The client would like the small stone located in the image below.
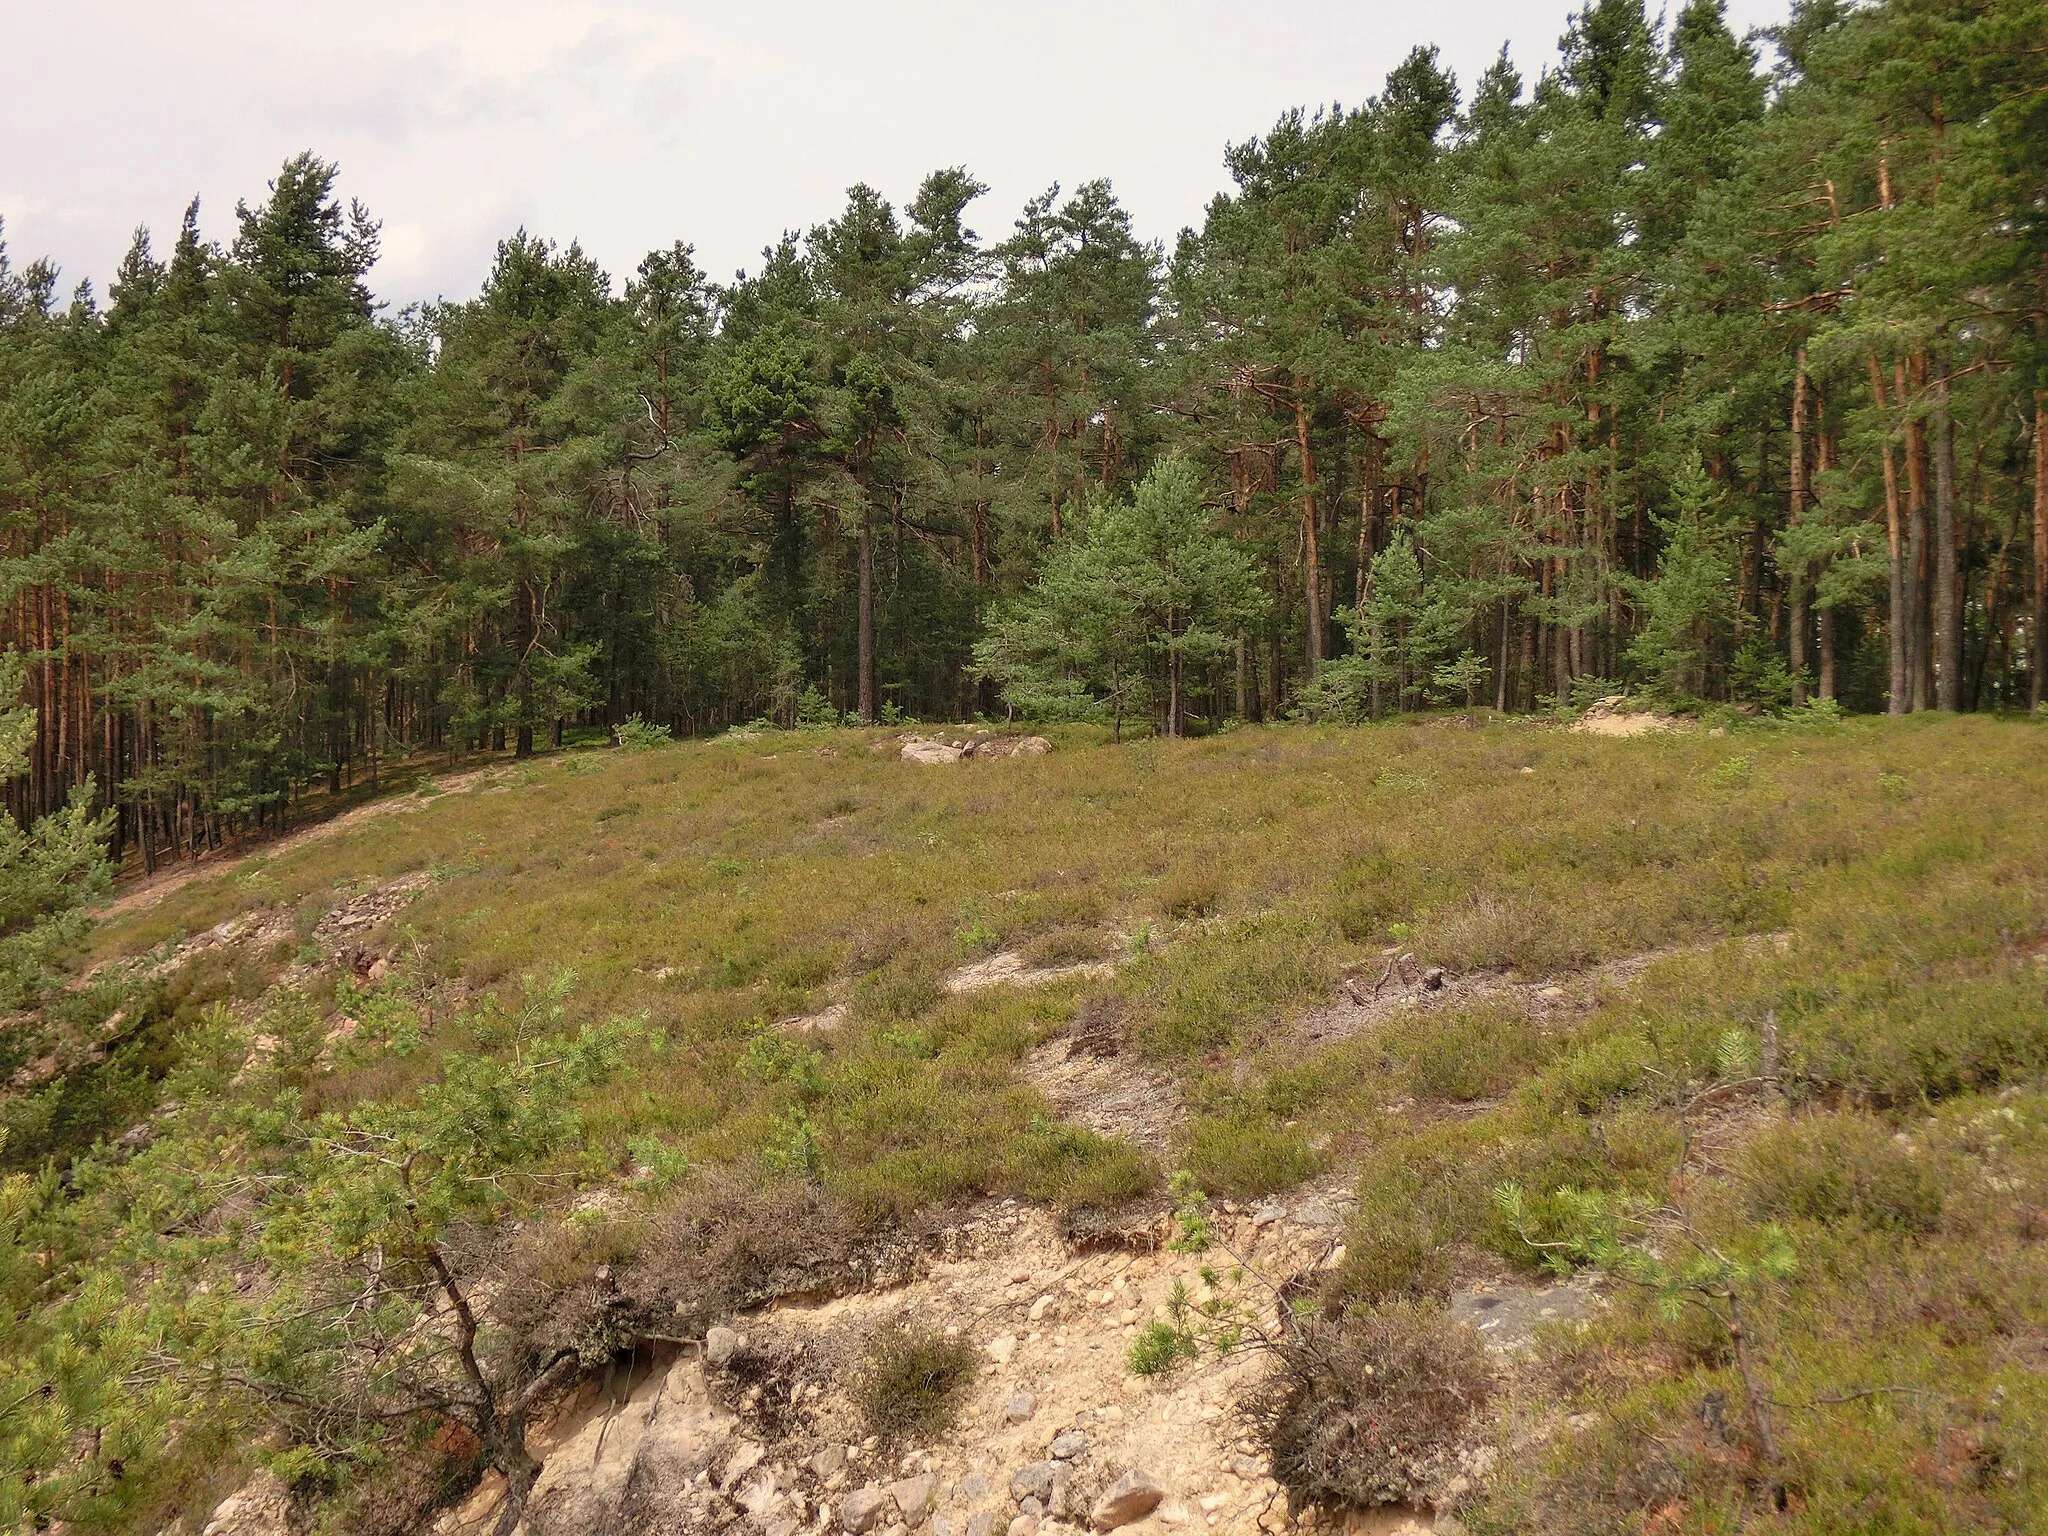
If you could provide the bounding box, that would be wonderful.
[988,1334,1019,1366]
[1119,1308,1139,1325]
[843,1487,898,1534]
[934,1517,957,1536]
[1011,1463,1058,1504]
[1251,1204,1286,1228]
[1005,1391,1037,1423]
[1048,1466,1075,1520]
[1091,1471,1165,1531]
[1009,1519,1040,1536]
[813,1446,849,1479]
[1018,1498,1045,1519]
[1421,966,1446,990]
[720,1442,765,1489]
[1028,1295,1054,1322]
[739,1471,783,1518]
[705,1324,741,1368]
[1199,1496,1229,1514]
[1538,986,1564,999]
[961,1475,992,1506]
[889,1475,936,1520]
[1050,1430,1090,1461]
[967,1517,997,1536]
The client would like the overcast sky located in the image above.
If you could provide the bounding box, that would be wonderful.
[3,0,1790,310]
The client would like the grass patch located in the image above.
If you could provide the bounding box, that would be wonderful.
[858,1325,979,1443]
[26,714,2048,1532]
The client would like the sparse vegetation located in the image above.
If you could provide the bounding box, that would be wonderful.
[1255,1302,1493,1511]
[858,1325,979,1442]
[4,713,2047,1530]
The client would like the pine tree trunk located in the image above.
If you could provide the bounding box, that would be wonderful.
[1295,397,1323,671]
[1903,357,1932,711]
[1788,354,1809,705]
[857,506,876,724]
[1931,367,1961,711]
[2034,388,2047,710]
[1869,356,1909,713]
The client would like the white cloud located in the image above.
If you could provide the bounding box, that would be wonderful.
[2,0,1791,307]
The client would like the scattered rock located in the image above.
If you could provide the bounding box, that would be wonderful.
[988,1334,1019,1366]
[844,1487,899,1533]
[705,1324,741,1367]
[1251,1204,1286,1228]
[969,735,1051,760]
[948,950,1116,995]
[201,1471,293,1536]
[1012,1462,1058,1504]
[1009,1518,1040,1536]
[719,1440,765,1489]
[813,1445,849,1479]
[1005,1391,1036,1423]
[890,1474,936,1520]
[1090,1471,1165,1531]
[903,739,967,765]
[1452,1278,1594,1352]
[967,1515,997,1536]
[1050,1429,1090,1460]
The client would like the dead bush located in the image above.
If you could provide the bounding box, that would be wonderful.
[1068,994,1128,1057]
[858,1324,978,1442]
[714,1330,824,1441]
[1253,1302,1491,1511]
[1023,926,1110,968]
[620,1172,864,1331]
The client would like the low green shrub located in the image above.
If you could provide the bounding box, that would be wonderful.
[1740,1113,1944,1234]
[1183,1114,1321,1198]
[858,1325,978,1442]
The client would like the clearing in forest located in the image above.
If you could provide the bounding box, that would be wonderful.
[12,714,2048,1536]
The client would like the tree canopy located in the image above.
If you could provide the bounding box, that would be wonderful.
[0,0,2044,872]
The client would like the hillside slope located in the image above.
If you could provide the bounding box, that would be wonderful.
[9,715,2048,1536]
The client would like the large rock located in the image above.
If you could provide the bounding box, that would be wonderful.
[1090,1471,1165,1531]
[967,735,1052,760]
[704,1323,741,1367]
[1010,1462,1058,1504]
[889,1474,936,1521]
[436,1356,741,1536]
[843,1486,899,1533]
[902,739,966,765]
[202,1471,293,1536]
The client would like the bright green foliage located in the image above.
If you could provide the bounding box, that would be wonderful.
[1624,456,1743,698]
[0,652,113,1009]
[975,455,1267,736]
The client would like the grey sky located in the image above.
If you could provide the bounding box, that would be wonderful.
[3,0,1790,309]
